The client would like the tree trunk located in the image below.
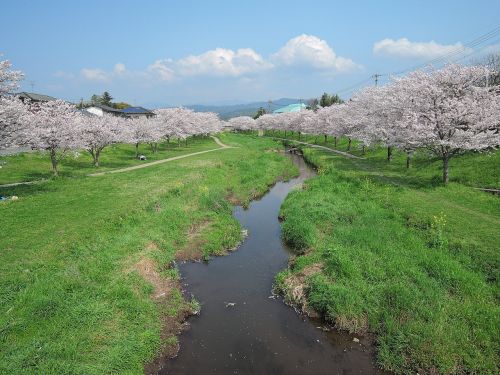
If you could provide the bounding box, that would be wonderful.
[135,143,139,158]
[406,151,412,169]
[324,134,327,143]
[94,150,100,167]
[334,137,337,148]
[347,138,352,151]
[387,146,393,162]
[50,148,58,176]
[442,156,450,184]
[298,132,301,141]
[362,145,366,155]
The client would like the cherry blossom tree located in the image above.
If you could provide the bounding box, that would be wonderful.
[154,108,221,146]
[315,104,353,148]
[77,113,124,166]
[229,116,256,132]
[0,57,23,95]
[349,85,404,158]
[392,64,500,183]
[196,111,222,135]
[154,108,182,143]
[0,95,30,149]
[142,116,165,153]
[256,113,281,134]
[157,107,195,145]
[22,100,83,175]
[0,56,28,149]
[122,117,156,158]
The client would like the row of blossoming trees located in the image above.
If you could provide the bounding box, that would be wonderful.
[1,58,499,182]
[0,59,223,175]
[229,64,500,184]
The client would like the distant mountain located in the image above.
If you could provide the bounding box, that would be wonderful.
[186,98,302,119]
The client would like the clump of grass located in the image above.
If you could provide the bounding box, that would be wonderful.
[189,297,201,315]
[281,214,316,251]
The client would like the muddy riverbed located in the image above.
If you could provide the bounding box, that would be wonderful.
[159,153,383,374]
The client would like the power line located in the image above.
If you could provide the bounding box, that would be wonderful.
[335,77,374,95]
[389,25,500,75]
[333,24,500,97]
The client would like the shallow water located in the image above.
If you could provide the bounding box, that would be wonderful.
[160,153,382,374]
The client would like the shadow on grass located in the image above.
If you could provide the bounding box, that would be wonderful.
[0,180,58,197]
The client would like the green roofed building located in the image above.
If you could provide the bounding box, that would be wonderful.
[272,103,306,114]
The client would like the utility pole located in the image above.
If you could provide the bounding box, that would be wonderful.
[29,81,35,91]
[372,74,382,87]
[268,99,272,114]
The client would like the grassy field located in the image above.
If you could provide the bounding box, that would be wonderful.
[0,137,220,185]
[266,130,500,189]
[275,143,500,374]
[0,134,297,374]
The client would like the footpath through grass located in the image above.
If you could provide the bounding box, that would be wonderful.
[0,133,297,374]
[275,145,500,374]
[0,136,219,185]
[267,130,500,189]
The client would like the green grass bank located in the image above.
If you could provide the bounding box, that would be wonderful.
[0,134,297,374]
[0,136,221,185]
[276,144,499,374]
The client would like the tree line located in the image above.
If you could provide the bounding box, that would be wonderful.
[231,64,499,184]
[0,58,223,175]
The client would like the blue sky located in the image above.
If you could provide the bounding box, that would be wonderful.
[2,0,500,107]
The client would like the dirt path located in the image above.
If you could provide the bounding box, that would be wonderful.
[268,136,363,159]
[0,179,47,188]
[0,137,233,186]
[89,136,233,177]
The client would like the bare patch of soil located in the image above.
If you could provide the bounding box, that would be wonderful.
[281,263,323,318]
[123,243,195,374]
[175,220,211,261]
[135,256,195,374]
[134,257,174,300]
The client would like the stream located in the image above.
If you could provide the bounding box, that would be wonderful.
[159,153,382,374]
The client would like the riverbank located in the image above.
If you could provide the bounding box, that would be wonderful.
[275,145,500,374]
[0,134,297,374]
[161,152,384,375]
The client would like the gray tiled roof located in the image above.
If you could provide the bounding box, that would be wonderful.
[18,92,57,102]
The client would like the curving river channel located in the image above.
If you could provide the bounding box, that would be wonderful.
[160,153,382,374]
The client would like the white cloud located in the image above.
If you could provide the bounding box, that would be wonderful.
[373,38,473,59]
[176,48,272,77]
[147,59,176,81]
[113,63,126,75]
[272,34,359,71]
[75,35,358,85]
[81,68,109,82]
[147,48,272,80]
